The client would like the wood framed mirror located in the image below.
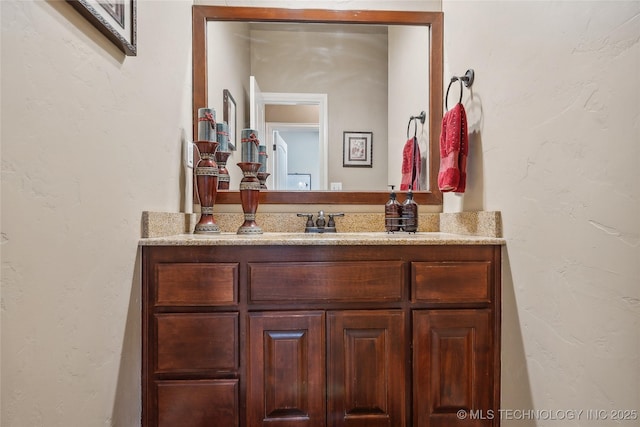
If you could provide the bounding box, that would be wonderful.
[192,6,443,205]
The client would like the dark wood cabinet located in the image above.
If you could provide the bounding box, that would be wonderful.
[155,379,239,427]
[248,311,326,427]
[413,310,492,427]
[327,310,406,427]
[142,244,501,426]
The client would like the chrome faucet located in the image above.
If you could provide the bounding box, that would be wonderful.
[297,211,344,233]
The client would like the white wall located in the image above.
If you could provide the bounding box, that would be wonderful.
[442,0,640,424]
[3,0,638,426]
[388,25,430,190]
[279,129,321,189]
[250,26,388,190]
[206,20,250,188]
[1,0,192,425]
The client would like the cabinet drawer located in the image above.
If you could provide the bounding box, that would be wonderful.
[155,263,238,306]
[155,313,238,373]
[156,379,238,427]
[249,261,404,303]
[412,261,491,303]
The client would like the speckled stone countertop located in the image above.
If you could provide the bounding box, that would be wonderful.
[139,210,504,246]
[139,232,505,246]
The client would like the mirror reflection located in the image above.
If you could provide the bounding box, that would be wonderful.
[206,21,430,191]
[192,6,443,205]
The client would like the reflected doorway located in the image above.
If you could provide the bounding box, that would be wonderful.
[266,123,321,190]
[250,78,328,190]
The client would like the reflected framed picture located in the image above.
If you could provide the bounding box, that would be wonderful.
[343,131,373,167]
[223,89,237,151]
[67,0,136,56]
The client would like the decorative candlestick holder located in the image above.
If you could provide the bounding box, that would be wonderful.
[215,151,231,190]
[194,140,220,233]
[194,108,220,233]
[257,172,270,190]
[237,129,262,234]
[237,162,262,234]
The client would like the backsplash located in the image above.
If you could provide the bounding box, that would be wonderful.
[141,211,502,238]
[440,211,503,238]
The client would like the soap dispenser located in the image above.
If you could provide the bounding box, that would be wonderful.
[385,185,402,232]
[402,185,418,233]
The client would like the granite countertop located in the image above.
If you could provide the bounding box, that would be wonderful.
[138,211,505,246]
[139,232,505,246]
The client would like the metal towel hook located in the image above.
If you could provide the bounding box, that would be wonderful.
[445,69,475,111]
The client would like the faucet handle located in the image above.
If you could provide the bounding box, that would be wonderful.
[296,213,314,228]
[327,212,345,228]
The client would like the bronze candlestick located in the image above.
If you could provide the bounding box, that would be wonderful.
[215,151,231,190]
[237,129,262,234]
[236,162,262,234]
[194,140,220,233]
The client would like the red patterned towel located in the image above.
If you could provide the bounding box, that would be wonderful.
[401,136,421,190]
[438,103,468,192]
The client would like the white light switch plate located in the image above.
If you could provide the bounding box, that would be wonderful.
[330,182,342,190]
[185,140,194,168]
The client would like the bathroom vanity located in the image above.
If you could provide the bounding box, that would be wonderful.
[140,233,503,427]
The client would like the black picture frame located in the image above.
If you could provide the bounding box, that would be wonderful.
[223,89,237,151]
[343,131,373,167]
[67,0,137,56]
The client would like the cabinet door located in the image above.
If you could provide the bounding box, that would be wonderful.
[248,311,326,427]
[327,310,406,427]
[413,310,493,427]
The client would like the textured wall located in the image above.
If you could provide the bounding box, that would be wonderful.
[2,0,638,426]
[442,1,640,425]
[1,0,192,425]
